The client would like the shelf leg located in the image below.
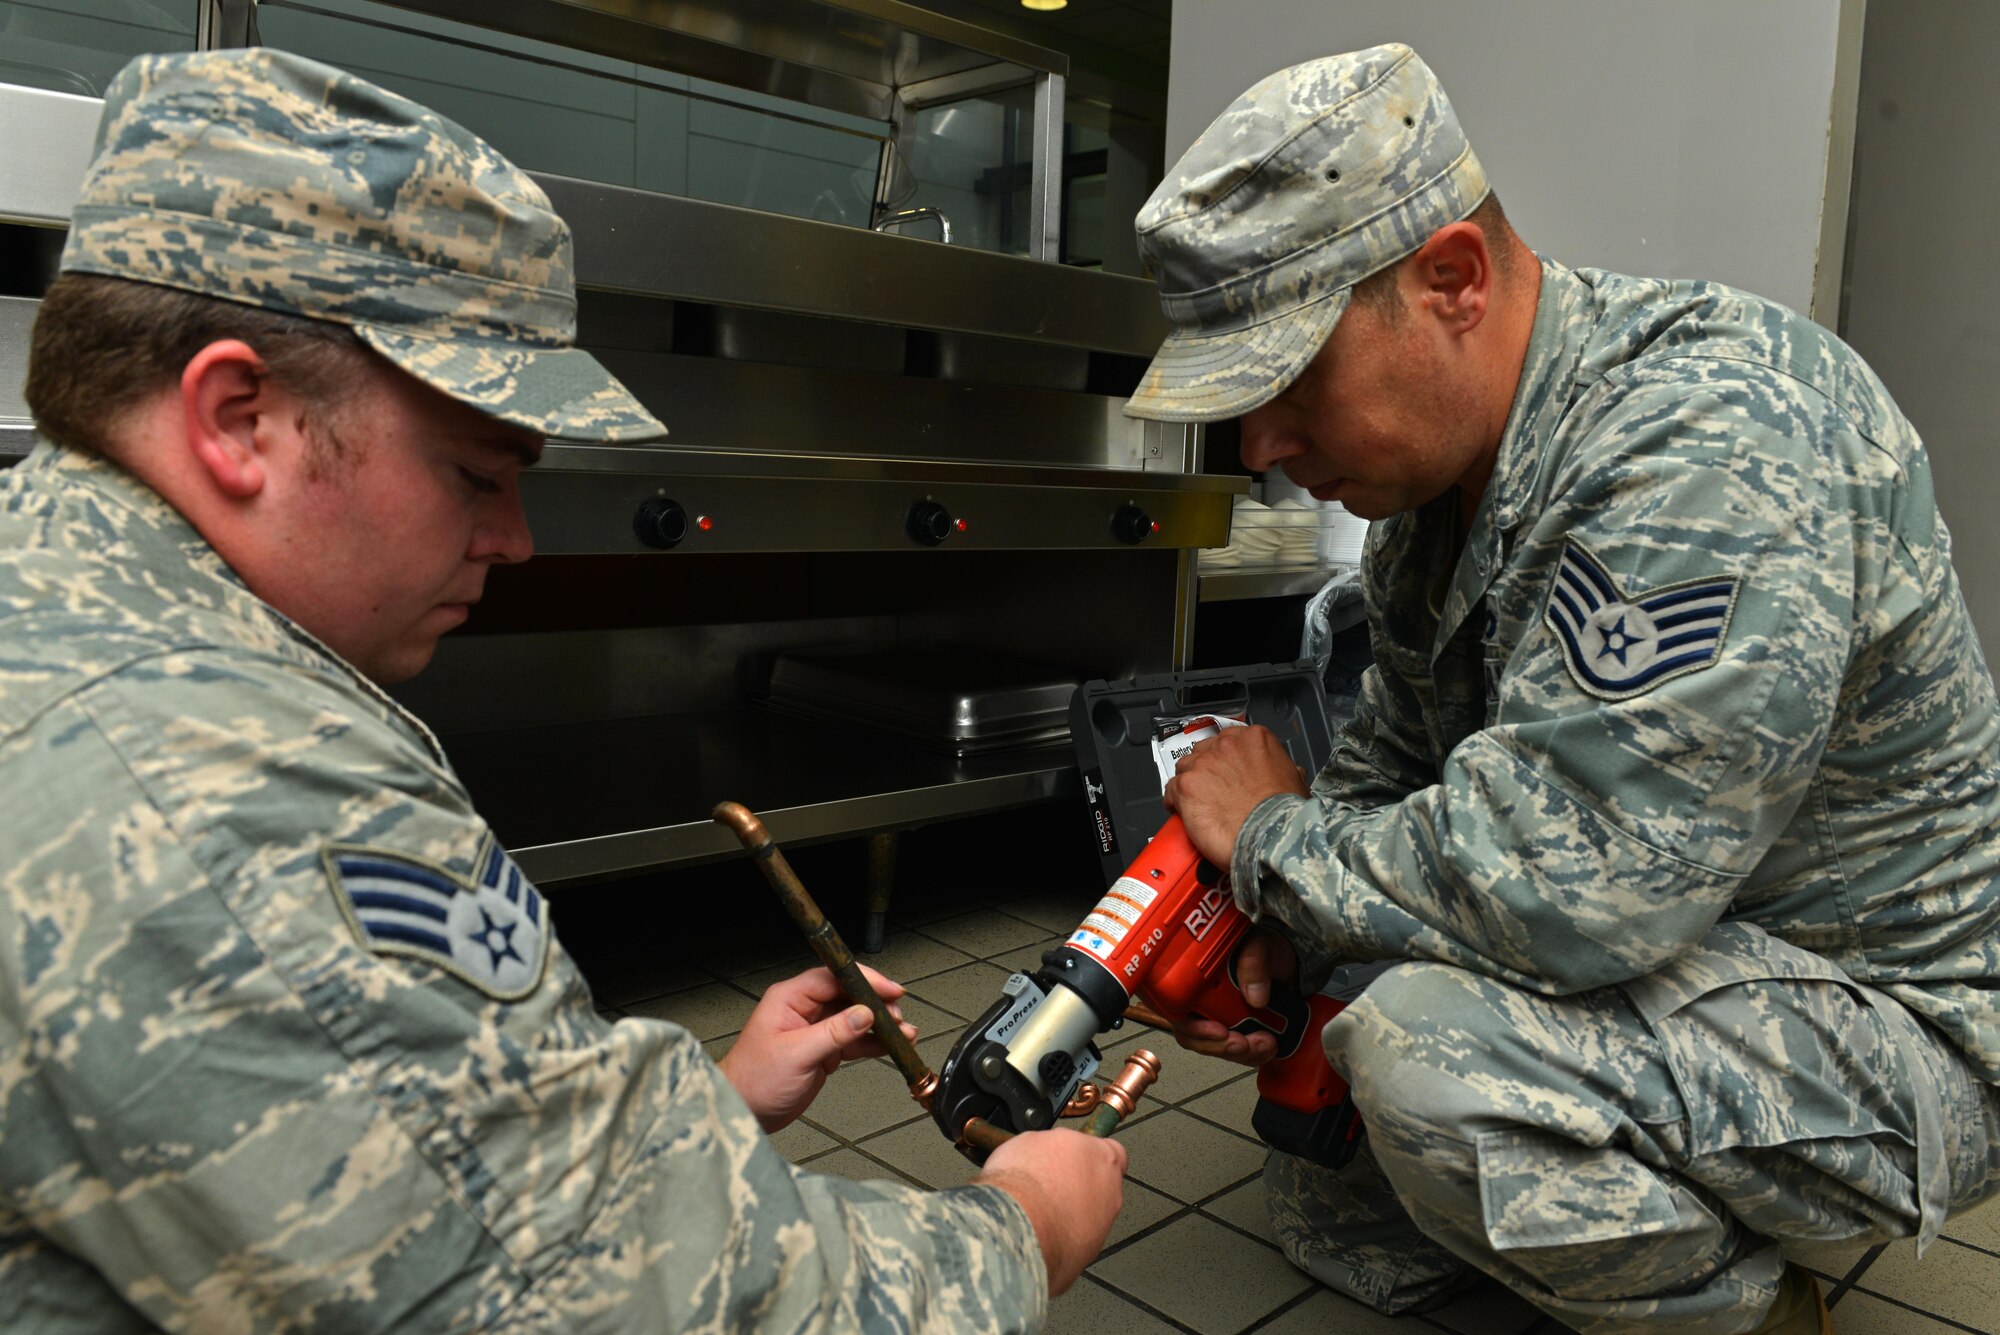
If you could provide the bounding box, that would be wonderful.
[862,831,899,953]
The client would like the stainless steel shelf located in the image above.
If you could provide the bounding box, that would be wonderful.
[1198,563,1357,603]
[444,707,1077,885]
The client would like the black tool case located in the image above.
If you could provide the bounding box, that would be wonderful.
[1068,662,1340,884]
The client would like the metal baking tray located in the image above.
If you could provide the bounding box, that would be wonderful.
[764,645,1079,755]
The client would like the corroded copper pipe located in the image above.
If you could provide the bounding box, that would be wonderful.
[1083,1049,1162,1138]
[713,801,935,1104]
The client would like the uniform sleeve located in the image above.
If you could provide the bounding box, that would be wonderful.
[1233,367,1865,994]
[1,650,1044,1333]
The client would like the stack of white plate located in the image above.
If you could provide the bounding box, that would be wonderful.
[1317,502,1367,565]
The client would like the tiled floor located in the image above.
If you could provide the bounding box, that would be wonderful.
[554,811,2000,1334]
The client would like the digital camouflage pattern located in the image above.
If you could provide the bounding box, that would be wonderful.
[0,442,1047,1332]
[61,48,665,443]
[1125,45,1487,423]
[1237,258,2000,1330]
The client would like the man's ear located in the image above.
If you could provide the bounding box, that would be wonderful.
[1411,221,1492,335]
[180,340,278,500]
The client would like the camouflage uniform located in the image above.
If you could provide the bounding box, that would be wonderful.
[1129,46,2000,1334]
[0,48,1046,1334]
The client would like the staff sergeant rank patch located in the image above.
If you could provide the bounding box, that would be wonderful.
[1544,541,1740,701]
[327,837,549,1000]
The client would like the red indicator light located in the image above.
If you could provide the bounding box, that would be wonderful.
[697,515,714,532]
[954,518,969,532]
[1149,521,1160,534]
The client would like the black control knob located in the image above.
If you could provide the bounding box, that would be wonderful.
[906,499,955,546]
[634,497,689,549]
[1111,503,1156,545]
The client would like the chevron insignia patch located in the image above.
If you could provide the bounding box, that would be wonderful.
[326,837,549,1000]
[1543,542,1740,700]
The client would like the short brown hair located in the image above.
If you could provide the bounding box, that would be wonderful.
[25,274,376,457]
[1350,192,1515,323]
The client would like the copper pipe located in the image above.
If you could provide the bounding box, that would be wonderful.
[1061,1082,1101,1118]
[1083,1049,1162,1138]
[712,801,935,1104]
[1122,1001,1174,1032]
[958,1116,1013,1157]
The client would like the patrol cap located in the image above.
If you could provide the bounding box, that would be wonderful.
[60,47,666,442]
[1125,44,1488,423]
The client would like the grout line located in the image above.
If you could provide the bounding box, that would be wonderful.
[1824,1242,1884,1305]
[1833,1285,1989,1333]
[1237,1285,1319,1332]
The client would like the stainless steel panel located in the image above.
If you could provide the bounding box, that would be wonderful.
[441,707,1077,883]
[520,451,1237,554]
[1028,71,1063,263]
[588,351,1126,465]
[0,298,37,445]
[932,331,1086,392]
[766,645,1078,752]
[355,0,1064,125]
[712,307,905,374]
[0,85,103,226]
[541,174,1167,355]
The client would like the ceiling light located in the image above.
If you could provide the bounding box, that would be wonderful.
[1021,0,1067,10]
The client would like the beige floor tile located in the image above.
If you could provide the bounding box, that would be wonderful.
[1198,1178,1274,1243]
[1948,1193,2000,1253]
[857,930,976,983]
[854,1118,982,1190]
[570,952,715,1008]
[1043,1276,1181,1334]
[1781,1234,1877,1283]
[1002,889,1102,935]
[1090,1214,1312,1334]
[909,1026,969,1075]
[706,933,818,980]
[1183,1072,1263,1137]
[701,1034,735,1064]
[1420,1277,1547,1335]
[798,1056,932,1141]
[1116,1108,1269,1204]
[990,937,1069,973]
[793,1146,920,1188]
[919,909,1052,959]
[1850,1236,2000,1332]
[1827,1289,1980,1333]
[1103,1180,1185,1250]
[622,982,757,1040]
[734,953,839,997]
[1256,1288,1409,1335]
[767,1119,835,1162]
[904,960,1015,1023]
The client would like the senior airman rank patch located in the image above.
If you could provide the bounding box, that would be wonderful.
[326,837,549,1000]
[1544,542,1739,701]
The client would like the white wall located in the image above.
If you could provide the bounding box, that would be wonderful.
[1166,0,1851,315]
[1842,1,2000,660]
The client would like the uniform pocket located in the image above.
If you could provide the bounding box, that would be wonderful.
[1477,1127,1694,1251]
[1619,925,1916,1161]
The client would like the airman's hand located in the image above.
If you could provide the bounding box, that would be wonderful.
[1162,724,1309,867]
[718,964,916,1132]
[1169,928,1298,1066]
[978,1129,1128,1295]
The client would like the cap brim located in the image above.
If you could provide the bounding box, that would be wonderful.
[355,327,668,442]
[1124,288,1351,423]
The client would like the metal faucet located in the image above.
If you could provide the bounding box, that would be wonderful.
[872,207,953,244]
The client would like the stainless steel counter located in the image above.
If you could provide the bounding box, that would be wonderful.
[447,706,1076,884]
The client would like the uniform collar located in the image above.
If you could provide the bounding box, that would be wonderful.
[1431,258,1595,657]
[23,439,449,764]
